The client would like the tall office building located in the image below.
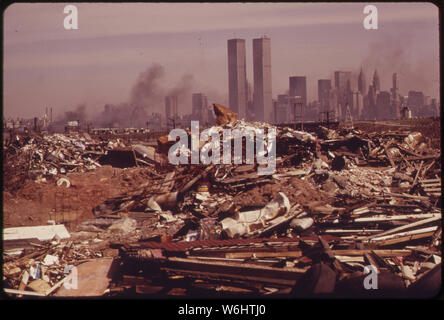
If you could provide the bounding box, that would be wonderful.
[334,71,352,120]
[373,70,380,92]
[192,93,208,124]
[253,37,272,122]
[391,73,400,119]
[318,79,331,113]
[352,92,364,119]
[289,76,307,107]
[407,91,425,117]
[358,68,366,96]
[376,91,391,120]
[165,95,178,126]
[391,73,399,101]
[227,39,247,119]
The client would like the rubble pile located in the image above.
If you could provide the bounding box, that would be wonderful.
[2,132,165,193]
[3,133,109,192]
[3,103,441,298]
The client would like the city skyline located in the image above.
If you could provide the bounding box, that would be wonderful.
[3,3,439,119]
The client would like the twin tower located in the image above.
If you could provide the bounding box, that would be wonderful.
[227,38,271,122]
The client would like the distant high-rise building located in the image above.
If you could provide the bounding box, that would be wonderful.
[274,94,302,123]
[253,37,272,122]
[373,70,380,92]
[329,88,339,121]
[352,92,364,119]
[289,76,307,107]
[227,39,247,119]
[334,71,352,120]
[273,99,288,123]
[318,79,331,114]
[165,95,178,126]
[365,84,377,120]
[192,93,208,124]
[358,68,366,96]
[391,73,399,100]
[390,73,400,119]
[407,91,425,117]
[376,91,391,120]
[334,71,352,93]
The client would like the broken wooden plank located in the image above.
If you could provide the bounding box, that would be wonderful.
[412,160,424,186]
[4,288,46,297]
[373,231,436,247]
[363,216,441,241]
[225,251,302,259]
[331,249,412,257]
[370,226,438,242]
[318,236,344,273]
[331,213,440,224]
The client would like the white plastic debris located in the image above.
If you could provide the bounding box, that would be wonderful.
[290,217,314,231]
[222,192,291,238]
[4,224,70,241]
[42,254,59,266]
[56,177,71,188]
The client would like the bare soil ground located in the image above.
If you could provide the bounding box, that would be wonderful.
[3,165,154,230]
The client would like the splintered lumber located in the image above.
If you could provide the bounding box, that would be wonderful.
[371,227,438,247]
[420,177,442,197]
[323,229,384,234]
[384,145,396,167]
[412,160,424,186]
[335,256,365,263]
[161,256,306,287]
[331,249,412,257]
[381,192,431,201]
[370,226,438,242]
[4,288,46,297]
[179,165,214,195]
[330,213,440,224]
[363,216,441,241]
[225,251,302,259]
[374,232,436,247]
[318,236,344,273]
[364,253,380,273]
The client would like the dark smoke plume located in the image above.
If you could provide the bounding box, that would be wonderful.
[130,63,166,110]
[360,33,438,97]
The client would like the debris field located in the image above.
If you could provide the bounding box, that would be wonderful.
[2,104,442,298]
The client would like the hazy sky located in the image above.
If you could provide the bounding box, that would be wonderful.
[3,2,439,119]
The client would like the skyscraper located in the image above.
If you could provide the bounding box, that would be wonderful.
[227,39,247,119]
[165,95,178,126]
[373,70,380,92]
[391,73,399,101]
[391,73,400,119]
[253,37,272,122]
[289,76,307,107]
[334,71,352,120]
[192,93,208,124]
[358,68,366,96]
[407,91,425,117]
[376,91,391,120]
[318,79,331,113]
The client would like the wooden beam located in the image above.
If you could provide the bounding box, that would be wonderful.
[371,226,438,242]
[331,249,412,257]
[4,288,46,297]
[225,251,302,259]
[318,236,344,273]
[374,232,435,247]
[363,216,441,241]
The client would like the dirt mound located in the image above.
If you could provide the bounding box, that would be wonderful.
[3,165,156,229]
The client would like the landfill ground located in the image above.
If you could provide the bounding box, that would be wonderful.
[2,104,442,298]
